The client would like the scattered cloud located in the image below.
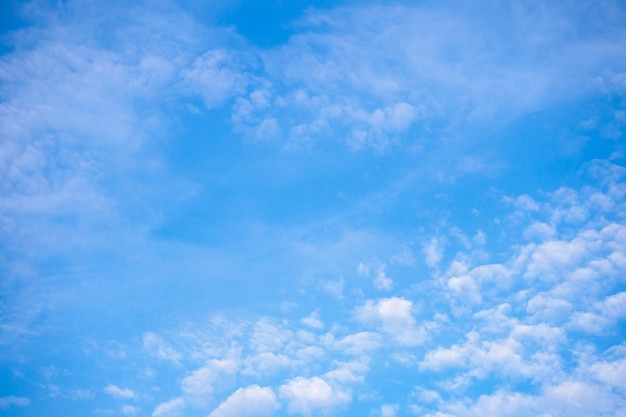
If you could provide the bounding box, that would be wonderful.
[151,397,184,417]
[0,396,30,409]
[355,297,427,346]
[143,333,182,364]
[121,405,139,415]
[181,359,237,406]
[279,376,351,416]
[208,385,279,417]
[104,384,136,400]
[1,1,626,417]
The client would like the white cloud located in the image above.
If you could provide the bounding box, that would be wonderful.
[355,297,426,345]
[143,332,181,363]
[358,262,393,290]
[334,331,382,355]
[121,405,139,415]
[279,376,351,416]
[447,274,481,304]
[411,388,442,404]
[420,327,562,381]
[526,294,573,322]
[322,277,344,298]
[151,397,184,417]
[182,49,249,109]
[569,291,626,333]
[381,403,399,417]
[589,354,626,391]
[522,238,590,281]
[243,352,292,376]
[104,384,136,400]
[523,221,556,241]
[424,238,444,268]
[324,361,367,384]
[208,385,279,417]
[374,267,393,291]
[541,380,621,417]
[249,319,293,353]
[430,375,626,417]
[253,117,282,141]
[0,396,30,409]
[301,311,324,329]
[511,194,540,212]
[181,359,237,407]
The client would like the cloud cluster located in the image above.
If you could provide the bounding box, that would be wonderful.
[1,1,625,417]
[138,158,626,416]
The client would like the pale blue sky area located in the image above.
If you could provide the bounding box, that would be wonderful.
[1,1,626,416]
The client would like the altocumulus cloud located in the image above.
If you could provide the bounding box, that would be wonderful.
[0,0,625,417]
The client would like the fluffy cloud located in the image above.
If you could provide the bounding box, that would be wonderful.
[300,311,324,329]
[182,49,250,110]
[279,376,351,416]
[420,326,562,381]
[104,384,136,399]
[355,297,426,345]
[181,359,238,406]
[381,404,399,417]
[569,291,626,333]
[208,385,279,417]
[151,397,184,417]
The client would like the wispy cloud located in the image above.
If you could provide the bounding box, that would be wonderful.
[104,384,136,400]
[0,396,30,409]
[1,1,625,416]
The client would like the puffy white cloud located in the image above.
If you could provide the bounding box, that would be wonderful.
[429,376,626,417]
[355,297,426,345]
[208,385,279,417]
[300,311,324,329]
[104,384,136,399]
[243,352,292,376]
[444,391,536,417]
[569,291,626,333]
[181,359,237,407]
[589,357,626,390]
[420,327,562,381]
[541,380,621,417]
[151,397,184,417]
[324,359,368,384]
[510,194,540,212]
[279,376,351,416]
[523,221,556,241]
[447,274,481,304]
[523,238,591,281]
[526,294,573,323]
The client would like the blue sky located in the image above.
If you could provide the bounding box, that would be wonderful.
[1,0,625,416]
